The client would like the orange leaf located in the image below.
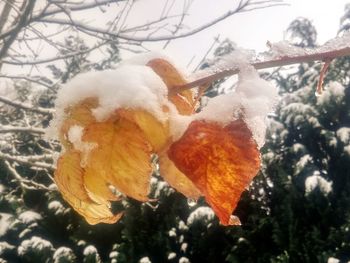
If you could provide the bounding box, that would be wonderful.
[159,153,201,200]
[147,59,196,115]
[168,119,261,225]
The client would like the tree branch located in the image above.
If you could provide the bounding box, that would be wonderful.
[0,125,46,134]
[171,46,350,94]
[0,95,55,115]
[0,0,36,60]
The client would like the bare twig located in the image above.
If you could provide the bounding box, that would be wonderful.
[0,0,36,60]
[316,59,333,95]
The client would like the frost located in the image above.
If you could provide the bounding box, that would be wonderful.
[305,171,332,195]
[168,252,176,260]
[53,247,76,263]
[18,210,42,225]
[139,256,152,263]
[17,236,53,256]
[268,31,350,59]
[187,207,215,226]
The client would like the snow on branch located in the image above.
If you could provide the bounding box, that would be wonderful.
[3,160,51,190]
[0,125,46,134]
[0,95,55,115]
[0,152,55,170]
[172,35,350,94]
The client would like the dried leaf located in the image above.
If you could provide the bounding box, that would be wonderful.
[159,153,201,200]
[55,151,122,224]
[147,59,196,115]
[168,119,261,225]
[82,114,153,202]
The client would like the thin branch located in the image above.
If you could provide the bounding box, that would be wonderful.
[2,40,110,65]
[171,46,350,94]
[0,125,46,134]
[38,1,285,42]
[0,74,55,90]
[4,160,51,190]
[0,0,36,60]
[0,152,55,170]
[0,95,55,115]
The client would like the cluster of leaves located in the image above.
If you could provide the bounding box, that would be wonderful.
[1,14,350,263]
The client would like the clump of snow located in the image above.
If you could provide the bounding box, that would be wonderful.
[168,252,176,260]
[180,243,188,253]
[336,127,350,144]
[0,213,13,237]
[48,200,66,215]
[327,257,340,263]
[178,220,188,231]
[294,154,313,175]
[172,62,278,147]
[18,236,53,256]
[48,63,170,139]
[53,247,76,263]
[317,82,345,106]
[18,211,42,225]
[139,256,152,263]
[83,245,98,256]
[187,207,215,226]
[67,125,97,167]
[179,256,190,263]
[0,241,15,255]
[168,228,177,237]
[305,171,332,195]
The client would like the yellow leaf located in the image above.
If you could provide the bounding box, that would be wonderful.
[82,115,153,202]
[147,59,196,115]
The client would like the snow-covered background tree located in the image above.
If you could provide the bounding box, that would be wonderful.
[1,1,350,262]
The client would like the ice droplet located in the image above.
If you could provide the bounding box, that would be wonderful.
[187,198,197,207]
[228,215,241,226]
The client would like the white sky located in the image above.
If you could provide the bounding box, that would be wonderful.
[125,0,349,69]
